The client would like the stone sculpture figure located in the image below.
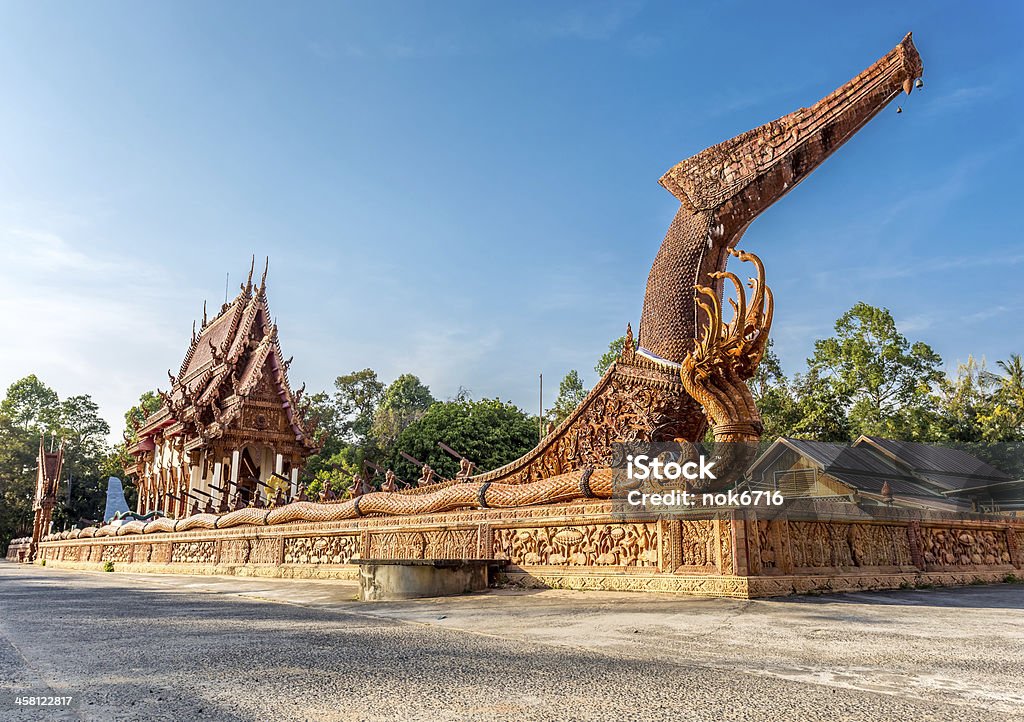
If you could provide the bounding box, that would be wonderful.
[456,458,474,480]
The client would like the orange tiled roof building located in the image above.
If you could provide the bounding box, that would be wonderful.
[125,259,320,517]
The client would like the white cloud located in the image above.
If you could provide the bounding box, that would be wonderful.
[0,228,201,441]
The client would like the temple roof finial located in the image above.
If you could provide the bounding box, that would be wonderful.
[245,255,255,295]
[259,257,269,296]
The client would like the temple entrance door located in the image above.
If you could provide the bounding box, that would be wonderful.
[237,447,262,504]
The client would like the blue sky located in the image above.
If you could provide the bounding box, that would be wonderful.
[1,1,1021,438]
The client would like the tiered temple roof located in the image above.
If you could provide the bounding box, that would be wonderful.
[128,259,319,461]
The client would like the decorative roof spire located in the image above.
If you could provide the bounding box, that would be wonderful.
[244,255,255,295]
[258,257,269,297]
[623,322,635,363]
[202,300,208,328]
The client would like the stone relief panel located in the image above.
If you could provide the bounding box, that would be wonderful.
[101,545,132,563]
[718,520,734,574]
[219,539,251,565]
[151,543,172,564]
[920,527,1011,567]
[171,540,216,564]
[789,522,857,568]
[849,524,913,567]
[493,524,658,567]
[367,529,477,560]
[249,538,281,565]
[788,522,919,570]
[425,529,477,559]
[368,531,425,559]
[678,520,717,571]
[283,535,360,565]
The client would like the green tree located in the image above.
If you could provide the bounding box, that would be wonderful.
[748,341,802,442]
[52,394,112,529]
[0,377,115,544]
[789,369,853,441]
[372,374,435,452]
[123,391,161,442]
[391,396,536,480]
[0,374,59,432]
[0,412,38,549]
[933,357,993,442]
[333,369,384,443]
[595,336,626,377]
[550,370,586,427]
[807,302,942,440]
[978,354,1024,441]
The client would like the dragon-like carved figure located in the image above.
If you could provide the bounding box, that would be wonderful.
[674,248,774,490]
[57,36,924,540]
[681,248,773,445]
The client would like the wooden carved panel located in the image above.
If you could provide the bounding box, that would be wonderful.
[493,523,658,567]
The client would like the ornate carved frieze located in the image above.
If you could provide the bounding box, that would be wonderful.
[101,545,132,563]
[367,529,477,560]
[493,523,659,567]
[920,526,1011,568]
[283,535,360,565]
[171,540,216,564]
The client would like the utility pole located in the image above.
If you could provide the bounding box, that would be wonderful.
[538,373,543,441]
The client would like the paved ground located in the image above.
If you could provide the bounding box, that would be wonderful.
[0,563,1022,721]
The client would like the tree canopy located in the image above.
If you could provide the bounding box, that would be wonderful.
[0,376,116,550]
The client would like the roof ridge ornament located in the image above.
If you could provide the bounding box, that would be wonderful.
[258,257,269,297]
[244,255,255,296]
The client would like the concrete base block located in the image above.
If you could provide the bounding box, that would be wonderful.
[357,559,502,601]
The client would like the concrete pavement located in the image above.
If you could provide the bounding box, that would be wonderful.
[1,562,1022,720]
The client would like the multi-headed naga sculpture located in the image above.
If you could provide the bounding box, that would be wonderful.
[57,34,923,539]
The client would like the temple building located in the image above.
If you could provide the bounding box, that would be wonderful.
[126,260,320,516]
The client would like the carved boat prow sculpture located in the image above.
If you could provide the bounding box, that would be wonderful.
[51,34,924,535]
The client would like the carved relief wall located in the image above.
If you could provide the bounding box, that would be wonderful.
[368,529,477,560]
[30,505,1024,599]
[920,526,1011,568]
[171,541,216,564]
[283,535,360,565]
[493,523,659,567]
